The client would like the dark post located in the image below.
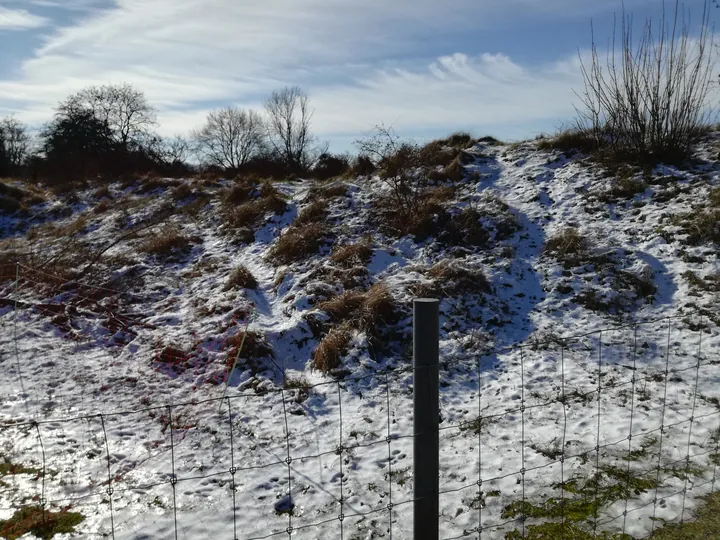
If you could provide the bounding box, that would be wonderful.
[413,298,439,540]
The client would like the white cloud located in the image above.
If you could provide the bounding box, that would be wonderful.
[0,0,675,143]
[310,53,585,138]
[0,7,49,30]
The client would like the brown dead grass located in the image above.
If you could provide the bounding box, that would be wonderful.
[316,282,396,332]
[0,180,46,215]
[544,228,589,263]
[139,227,194,259]
[222,181,287,234]
[268,222,330,265]
[171,182,193,200]
[443,155,466,182]
[93,200,111,214]
[537,129,597,154]
[225,265,258,290]
[330,239,373,267]
[294,199,328,227]
[425,262,491,296]
[93,185,111,199]
[226,330,274,365]
[313,322,353,373]
[308,182,348,200]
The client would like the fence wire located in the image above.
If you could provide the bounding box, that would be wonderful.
[0,262,718,539]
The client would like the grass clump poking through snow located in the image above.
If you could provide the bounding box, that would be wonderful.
[671,207,720,246]
[543,228,589,266]
[222,181,287,240]
[648,492,720,539]
[293,198,328,227]
[313,322,353,373]
[537,129,597,154]
[330,239,373,267]
[268,198,332,265]
[429,262,491,295]
[599,173,648,203]
[0,506,84,539]
[0,180,45,216]
[269,222,329,265]
[503,464,660,539]
[312,283,397,373]
[316,283,396,332]
[225,265,258,290]
[139,227,194,260]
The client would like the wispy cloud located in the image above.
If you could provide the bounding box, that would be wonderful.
[0,0,671,142]
[310,53,585,138]
[0,7,49,31]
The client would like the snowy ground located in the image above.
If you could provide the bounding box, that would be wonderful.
[0,136,719,539]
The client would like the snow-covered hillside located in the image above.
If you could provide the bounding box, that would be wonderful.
[0,134,718,539]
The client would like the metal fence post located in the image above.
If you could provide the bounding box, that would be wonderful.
[413,298,439,540]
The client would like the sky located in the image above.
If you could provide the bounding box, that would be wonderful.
[0,0,716,152]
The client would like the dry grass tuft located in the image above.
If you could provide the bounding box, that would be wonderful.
[537,129,597,154]
[93,200,111,214]
[222,180,287,236]
[671,209,720,246]
[93,185,111,199]
[315,291,366,321]
[312,322,354,373]
[711,186,720,207]
[295,199,328,227]
[225,265,258,290]
[226,330,273,365]
[224,183,253,205]
[359,283,396,329]
[420,141,462,168]
[425,262,491,296]
[316,282,396,333]
[309,182,348,200]
[139,227,194,259]
[268,222,330,265]
[443,155,466,182]
[171,182,193,200]
[544,228,589,265]
[0,180,45,215]
[331,240,373,267]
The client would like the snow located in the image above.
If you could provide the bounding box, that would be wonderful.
[0,137,718,539]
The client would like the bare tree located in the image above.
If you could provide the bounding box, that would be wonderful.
[264,86,318,171]
[191,107,265,169]
[161,135,191,165]
[0,116,30,172]
[58,83,157,149]
[576,0,714,163]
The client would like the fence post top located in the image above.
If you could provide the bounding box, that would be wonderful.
[413,298,439,304]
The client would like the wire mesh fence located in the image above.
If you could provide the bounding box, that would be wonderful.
[0,262,718,539]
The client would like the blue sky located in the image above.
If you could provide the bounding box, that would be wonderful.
[0,0,715,152]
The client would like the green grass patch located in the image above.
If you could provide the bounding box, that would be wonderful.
[648,492,720,539]
[0,506,84,539]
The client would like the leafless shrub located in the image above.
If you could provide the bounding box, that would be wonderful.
[575,1,714,164]
[356,125,427,218]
